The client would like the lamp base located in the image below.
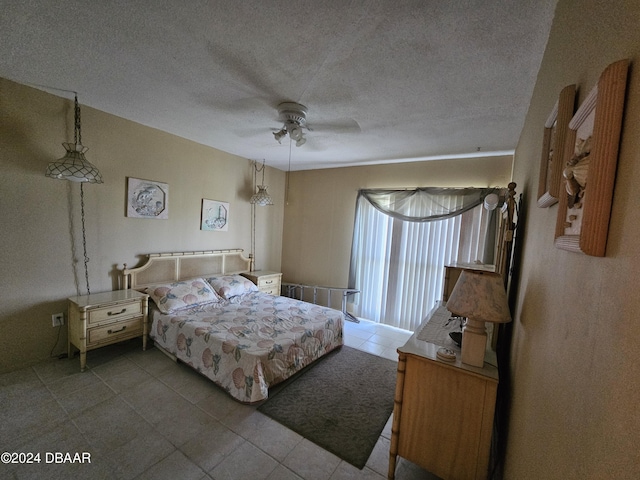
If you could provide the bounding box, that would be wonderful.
[461,319,487,368]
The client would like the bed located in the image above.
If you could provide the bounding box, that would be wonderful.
[121,249,344,403]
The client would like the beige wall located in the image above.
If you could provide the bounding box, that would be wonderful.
[281,156,512,291]
[0,79,285,372]
[506,0,640,478]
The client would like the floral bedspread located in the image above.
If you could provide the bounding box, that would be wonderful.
[149,292,344,403]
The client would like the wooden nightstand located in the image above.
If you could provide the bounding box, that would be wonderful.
[68,290,149,371]
[241,271,282,295]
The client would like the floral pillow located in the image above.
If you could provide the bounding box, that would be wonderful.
[206,274,258,299]
[144,278,222,314]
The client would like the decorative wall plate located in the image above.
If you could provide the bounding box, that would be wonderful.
[126,177,169,219]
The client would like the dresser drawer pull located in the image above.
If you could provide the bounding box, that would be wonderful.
[107,326,127,335]
[264,280,273,284]
[107,308,127,316]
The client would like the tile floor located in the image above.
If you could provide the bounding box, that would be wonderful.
[0,319,441,480]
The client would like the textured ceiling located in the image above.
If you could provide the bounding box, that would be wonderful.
[1,0,557,171]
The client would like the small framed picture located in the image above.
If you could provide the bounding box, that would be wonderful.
[554,59,629,256]
[201,199,229,231]
[126,177,169,219]
[537,84,575,208]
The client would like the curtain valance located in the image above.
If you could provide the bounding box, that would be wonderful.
[357,187,500,222]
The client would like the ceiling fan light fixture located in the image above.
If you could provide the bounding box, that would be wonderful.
[287,123,306,147]
[288,125,302,140]
[274,102,309,148]
[273,128,287,144]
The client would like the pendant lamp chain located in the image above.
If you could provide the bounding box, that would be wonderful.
[80,183,91,295]
[286,136,292,204]
[74,94,81,145]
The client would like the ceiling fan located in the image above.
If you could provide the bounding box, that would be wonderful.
[271,101,361,148]
[272,102,310,147]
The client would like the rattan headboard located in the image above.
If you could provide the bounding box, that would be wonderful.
[122,249,252,291]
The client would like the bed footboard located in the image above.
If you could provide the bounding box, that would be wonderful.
[282,283,360,322]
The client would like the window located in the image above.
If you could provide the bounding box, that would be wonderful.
[349,188,499,331]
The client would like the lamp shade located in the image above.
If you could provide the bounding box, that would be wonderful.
[46,142,103,183]
[250,185,274,206]
[46,94,103,184]
[446,270,511,324]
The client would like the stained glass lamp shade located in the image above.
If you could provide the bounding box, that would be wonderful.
[46,142,103,183]
[45,94,103,184]
[250,185,274,206]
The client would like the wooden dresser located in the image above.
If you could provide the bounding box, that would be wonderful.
[388,304,498,480]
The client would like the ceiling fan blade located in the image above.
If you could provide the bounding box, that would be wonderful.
[232,126,280,139]
[206,41,283,100]
[307,118,361,134]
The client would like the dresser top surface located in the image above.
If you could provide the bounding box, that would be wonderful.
[68,289,148,308]
[398,303,499,381]
[242,270,281,277]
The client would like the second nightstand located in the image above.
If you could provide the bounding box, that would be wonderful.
[241,271,282,295]
[68,289,149,371]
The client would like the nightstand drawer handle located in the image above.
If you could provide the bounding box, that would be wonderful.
[107,326,127,335]
[265,280,273,284]
[107,308,127,316]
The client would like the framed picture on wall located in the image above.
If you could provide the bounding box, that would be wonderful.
[126,177,169,219]
[554,59,629,256]
[201,199,229,231]
[537,84,576,208]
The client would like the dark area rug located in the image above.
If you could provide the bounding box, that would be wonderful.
[258,346,398,469]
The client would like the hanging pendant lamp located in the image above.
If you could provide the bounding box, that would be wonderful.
[250,160,273,206]
[45,91,102,295]
[46,94,103,184]
[250,185,274,206]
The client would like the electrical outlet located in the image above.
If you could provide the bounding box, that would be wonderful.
[52,313,64,327]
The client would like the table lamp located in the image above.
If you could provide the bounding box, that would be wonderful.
[445,270,511,367]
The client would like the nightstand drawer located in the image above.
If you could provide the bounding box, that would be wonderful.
[256,275,280,288]
[88,317,143,345]
[88,301,143,325]
[260,285,280,295]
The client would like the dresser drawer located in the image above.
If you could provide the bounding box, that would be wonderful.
[87,300,143,325]
[87,317,143,346]
[260,285,280,296]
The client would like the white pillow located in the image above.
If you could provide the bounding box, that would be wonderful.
[144,278,222,314]
[206,274,259,299]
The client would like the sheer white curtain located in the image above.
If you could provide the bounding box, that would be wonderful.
[349,188,499,332]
